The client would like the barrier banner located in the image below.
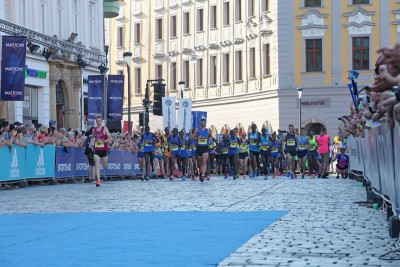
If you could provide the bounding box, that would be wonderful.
[393,121,400,212]
[55,147,74,179]
[0,145,25,181]
[348,135,363,172]
[88,75,105,119]
[122,151,134,176]
[132,153,142,175]
[107,75,124,120]
[191,111,207,130]
[1,36,27,101]
[25,145,55,179]
[73,148,89,177]
[102,149,123,176]
[178,98,192,133]
[162,97,176,130]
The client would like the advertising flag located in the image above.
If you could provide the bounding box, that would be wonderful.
[88,75,105,119]
[178,98,192,133]
[162,97,176,130]
[1,36,27,101]
[107,75,124,120]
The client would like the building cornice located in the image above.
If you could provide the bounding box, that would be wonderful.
[298,10,329,19]
[0,19,105,63]
[343,7,376,17]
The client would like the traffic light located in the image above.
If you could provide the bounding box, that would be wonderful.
[153,83,165,116]
[139,112,149,127]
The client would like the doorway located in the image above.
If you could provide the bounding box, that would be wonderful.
[304,122,325,135]
[56,80,66,128]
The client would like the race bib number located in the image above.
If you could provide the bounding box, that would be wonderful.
[309,145,316,151]
[250,140,257,146]
[272,148,278,153]
[145,141,153,147]
[181,145,186,150]
[222,148,229,154]
[95,141,104,148]
[299,145,307,150]
[198,138,207,145]
[171,145,179,151]
[240,144,248,149]
[287,140,295,146]
[208,144,213,149]
[261,145,270,150]
[230,142,237,148]
[191,145,197,150]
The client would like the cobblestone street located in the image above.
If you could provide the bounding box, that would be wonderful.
[0,175,397,266]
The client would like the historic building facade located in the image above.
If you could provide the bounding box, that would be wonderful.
[107,0,399,135]
[0,0,119,129]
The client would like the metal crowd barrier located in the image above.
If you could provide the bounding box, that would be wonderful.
[0,145,142,183]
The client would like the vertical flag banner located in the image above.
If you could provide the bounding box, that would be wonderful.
[178,98,192,133]
[162,96,176,130]
[192,111,207,130]
[1,36,27,101]
[107,75,124,120]
[88,75,105,119]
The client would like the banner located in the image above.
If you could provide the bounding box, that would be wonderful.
[73,148,89,177]
[191,111,207,130]
[1,36,27,101]
[178,98,192,133]
[55,147,74,179]
[162,97,176,130]
[88,75,105,119]
[25,145,55,179]
[0,145,25,181]
[107,75,124,120]
[101,150,123,176]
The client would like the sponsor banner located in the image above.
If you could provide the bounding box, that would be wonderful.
[347,135,363,173]
[88,75,105,119]
[107,75,124,120]
[0,145,26,181]
[1,36,27,101]
[191,111,207,130]
[100,150,123,176]
[162,97,176,130]
[178,98,192,133]
[122,151,134,176]
[55,147,74,179]
[25,145,55,179]
[73,148,89,177]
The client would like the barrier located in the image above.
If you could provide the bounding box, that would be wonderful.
[0,145,26,181]
[73,148,90,177]
[24,145,55,179]
[55,147,74,179]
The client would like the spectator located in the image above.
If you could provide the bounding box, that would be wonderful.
[316,127,331,179]
[336,147,349,179]
[13,126,28,147]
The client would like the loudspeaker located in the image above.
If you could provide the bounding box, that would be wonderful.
[106,120,122,133]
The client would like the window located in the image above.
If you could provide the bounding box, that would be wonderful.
[263,44,270,75]
[156,18,163,40]
[306,39,323,72]
[135,23,141,43]
[170,63,177,90]
[235,0,242,22]
[224,2,230,26]
[249,48,255,78]
[117,26,124,47]
[73,0,79,35]
[197,58,203,86]
[183,61,190,89]
[210,56,217,85]
[353,37,369,70]
[156,64,163,79]
[353,0,369,4]
[235,51,243,81]
[183,12,190,34]
[23,87,38,123]
[305,0,322,7]
[210,6,217,29]
[57,0,62,37]
[171,15,177,37]
[262,0,269,12]
[248,0,254,17]
[223,54,230,83]
[41,2,46,33]
[89,2,95,46]
[197,9,204,31]
[135,68,141,94]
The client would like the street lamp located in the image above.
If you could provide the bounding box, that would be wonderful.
[178,81,185,98]
[123,51,133,134]
[297,87,303,129]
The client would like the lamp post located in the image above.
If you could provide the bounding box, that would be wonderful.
[178,81,185,98]
[297,88,303,129]
[123,52,133,134]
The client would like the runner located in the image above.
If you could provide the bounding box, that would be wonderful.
[260,127,271,180]
[192,116,209,182]
[307,130,319,179]
[269,132,281,178]
[238,132,249,178]
[249,123,261,178]
[316,127,330,178]
[179,130,188,180]
[154,132,165,178]
[137,134,145,180]
[169,128,182,180]
[186,130,194,179]
[162,127,171,178]
[91,116,112,187]
[297,127,309,179]
[190,129,198,181]
[84,127,95,183]
[207,131,217,179]
[228,129,239,180]
[142,125,159,181]
[283,124,297,179]
[220,134,230,179]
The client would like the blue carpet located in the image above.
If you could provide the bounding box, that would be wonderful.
[0,211,287,267]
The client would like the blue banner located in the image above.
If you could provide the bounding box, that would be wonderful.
[107,75,124,120]
[191,111,207,130]
[0,145,26,181]
[25,145,55,179]
[88,75,105,119]
[122,151,134,176]
[100,150,123,176]
[73,148,89,177]
[55,147,74,179]
[1,36,27,101]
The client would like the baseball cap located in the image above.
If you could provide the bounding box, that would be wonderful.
[13,121,22,126]
[49,120,57,125]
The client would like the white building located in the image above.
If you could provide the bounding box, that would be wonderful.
[0,0,109,129]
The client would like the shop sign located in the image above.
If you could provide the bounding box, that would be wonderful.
[24,65,47,79]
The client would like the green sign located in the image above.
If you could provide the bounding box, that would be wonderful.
[25,65,47,79]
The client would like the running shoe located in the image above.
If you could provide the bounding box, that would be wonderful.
[286,171,291,177]
[336,175,339,179]
[182,175,186,181]
[145,176,150,181]
[200,175,205,182]
[252,172,255,178]
[264,175,268,180]
[290,173,294,179]
[294,173,297,179]
[302,174,305,179]
[192,176,197,181]
[224,174,228,179]
[169,175,174,181]
[96,179,101,187]
[178,171,182,178]
[140,176,144,181]
[256,170,260,177]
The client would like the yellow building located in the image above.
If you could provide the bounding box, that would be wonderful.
[106,0,398,135]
